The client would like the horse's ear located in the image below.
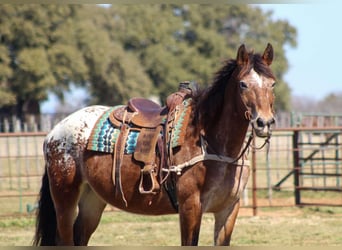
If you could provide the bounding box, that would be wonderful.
[236,44,249,66]
[262,43,274,66]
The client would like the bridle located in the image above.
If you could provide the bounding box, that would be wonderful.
[163,128,270,175]
[162,68,274,175]
[162,83,273,175]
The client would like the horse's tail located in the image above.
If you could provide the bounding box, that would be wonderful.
[33,166,57,246]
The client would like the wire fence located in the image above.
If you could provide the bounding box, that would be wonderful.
[0,127,341,217]
[244,127,342,216]
[0,132,45,216]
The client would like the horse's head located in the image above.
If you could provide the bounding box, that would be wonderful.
[234,43,276,138]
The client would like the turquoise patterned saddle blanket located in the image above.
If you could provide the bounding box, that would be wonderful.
[87,100,191,154]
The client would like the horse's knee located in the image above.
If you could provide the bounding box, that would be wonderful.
[214,201,240,246]
[178,193,203,246]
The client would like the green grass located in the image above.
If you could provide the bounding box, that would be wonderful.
[1,207,342,246]
[0,216,34,228]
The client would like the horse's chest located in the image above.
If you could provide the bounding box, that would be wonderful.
[202,164,250,212]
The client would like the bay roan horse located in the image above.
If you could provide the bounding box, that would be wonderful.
[33,44,276,246]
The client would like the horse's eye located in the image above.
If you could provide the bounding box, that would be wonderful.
[271,82,276,88]
[239,81,248,90]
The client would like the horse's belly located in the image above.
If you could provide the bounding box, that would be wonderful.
[202,165,250,212]
[84,153,177,215]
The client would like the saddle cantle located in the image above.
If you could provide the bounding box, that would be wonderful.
[110,98,167,128]
[128,97,168,124]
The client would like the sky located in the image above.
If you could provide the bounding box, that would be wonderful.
[259,2,342,100]
[42,2,342,112]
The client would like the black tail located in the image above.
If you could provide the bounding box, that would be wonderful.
[33,168,57,246]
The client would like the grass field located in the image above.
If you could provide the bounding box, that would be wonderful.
[0,206,341,246]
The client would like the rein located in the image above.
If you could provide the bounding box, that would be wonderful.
[163,133,251,175]
[163,129,270,175]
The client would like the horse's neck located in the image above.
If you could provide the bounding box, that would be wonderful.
[205,105,249,158]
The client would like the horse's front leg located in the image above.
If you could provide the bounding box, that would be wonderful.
[178,191,203,246]
[213,199,240,245]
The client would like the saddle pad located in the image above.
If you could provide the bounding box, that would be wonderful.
[87,99,192,154]
[171,99,192,148]
[87,106,139,154]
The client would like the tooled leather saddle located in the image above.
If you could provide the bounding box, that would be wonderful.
[109,82,193,195]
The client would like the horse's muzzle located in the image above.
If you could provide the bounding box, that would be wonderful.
[251,117,275,138]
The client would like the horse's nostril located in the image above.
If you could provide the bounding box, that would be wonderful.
[269,117,275,125]
[256,118,265,128]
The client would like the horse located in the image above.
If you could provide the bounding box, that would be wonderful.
[33,43,276,246]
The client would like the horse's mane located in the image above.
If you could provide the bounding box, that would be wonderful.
[192,52,275,133]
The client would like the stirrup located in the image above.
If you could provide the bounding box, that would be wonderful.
[139,170,160,194]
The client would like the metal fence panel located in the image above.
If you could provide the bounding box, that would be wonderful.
[0,128,341,217]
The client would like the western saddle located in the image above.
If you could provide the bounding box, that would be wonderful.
[109,82,193,195]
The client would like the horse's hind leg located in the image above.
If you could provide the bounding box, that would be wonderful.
[49,177,81,245]
[213,199,240,245]
[47,158,83,245]
[73,185,106,245]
